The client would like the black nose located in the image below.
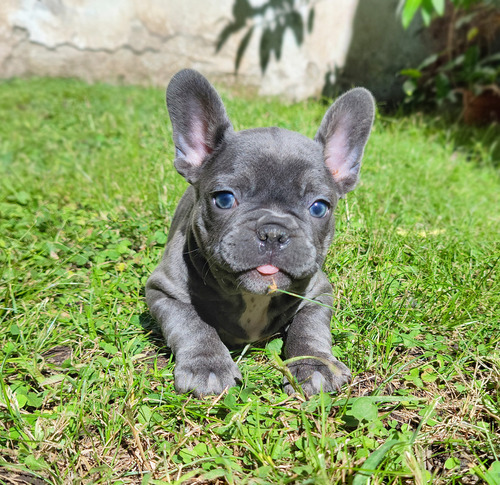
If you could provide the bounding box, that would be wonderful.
[257,224,290,247]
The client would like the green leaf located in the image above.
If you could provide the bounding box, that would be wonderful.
[15,191,31,205]
[444,457,460,469]
[71,253,89,266]
[223,391,238,410]
[116,239,131,254]
[179,443,209,463]
[404,368,423,387]
[15,392,28,408]
[140,473,152,485]
[266,338,283,355]
[472,461,500,485]
[192,442,208,456]
[202,469,227,480]
[353,440,400,485]
[420,6,432,26]
[403,79,417,96]
[40,374,66,387]
[401,0,422,29]
[487,462,500,485]
[4,342,16,354]
[100,342,118,355]
[138,404,153,424]
[350,397,379,422]
[26,392,44,408]
[101,249,120,261]
[24,454,50,471]
[435,72,451,100]
[421,371,438,382]
[401,68,422,79]
[239,386,256,402]
[153,230,168,245]
[431,0,445,16]
[417,53,439,70]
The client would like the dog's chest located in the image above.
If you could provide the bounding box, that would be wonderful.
[239,294,271,341]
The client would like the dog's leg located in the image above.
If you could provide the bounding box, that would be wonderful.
[146,285,242,397]
[283,283,351,396]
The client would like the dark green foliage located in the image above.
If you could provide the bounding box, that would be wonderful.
[400,0,500,108]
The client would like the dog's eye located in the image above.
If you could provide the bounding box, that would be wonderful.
[309,200,329,218]
[214,191,236,209]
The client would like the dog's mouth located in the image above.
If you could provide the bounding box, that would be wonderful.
[234,265,292,295]
[255,264,280,276]
[214,255,315,295]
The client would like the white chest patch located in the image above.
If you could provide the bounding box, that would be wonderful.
[239,294,271,341]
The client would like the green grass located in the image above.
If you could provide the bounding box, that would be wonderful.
[0,77,499,484]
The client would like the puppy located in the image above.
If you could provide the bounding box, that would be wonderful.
[146,69,375,397]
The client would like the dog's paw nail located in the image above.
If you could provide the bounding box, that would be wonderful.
[311,371,327,390]
[284,357,351,396]
[174,356,242,397]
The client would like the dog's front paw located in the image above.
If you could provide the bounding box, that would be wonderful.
[174,350,242,398]
[284,355,351,397]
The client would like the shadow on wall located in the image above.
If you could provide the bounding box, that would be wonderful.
[216,0,315,74]
[331,0,433,106]
[217,0,433,105]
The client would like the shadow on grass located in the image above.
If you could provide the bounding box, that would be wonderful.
[448,122,500,167]
[138,310,172,360]
[380,109,500,167]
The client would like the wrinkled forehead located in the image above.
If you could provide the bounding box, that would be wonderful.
[231,128,322,162]
[201,128,336,198]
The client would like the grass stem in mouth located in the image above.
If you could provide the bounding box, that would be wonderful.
[268,285,335,310]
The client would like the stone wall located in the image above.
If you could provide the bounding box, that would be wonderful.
[0,0,432,101]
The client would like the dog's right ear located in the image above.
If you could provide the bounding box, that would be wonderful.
[167,69,233,183]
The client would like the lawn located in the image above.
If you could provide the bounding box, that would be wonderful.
[0,78,499,485]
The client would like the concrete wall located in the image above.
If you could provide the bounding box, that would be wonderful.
[0,0,432,102]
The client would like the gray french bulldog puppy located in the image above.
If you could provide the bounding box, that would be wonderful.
[146,69,375,398]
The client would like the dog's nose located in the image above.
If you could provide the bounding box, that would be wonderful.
[257,224,290,247]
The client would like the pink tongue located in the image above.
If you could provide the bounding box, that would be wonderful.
[256,265,279,275]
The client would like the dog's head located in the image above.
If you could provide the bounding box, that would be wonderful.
[167,69,374,295]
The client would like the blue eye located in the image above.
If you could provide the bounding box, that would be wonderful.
[214,191,236,209]
[309,200,329,218]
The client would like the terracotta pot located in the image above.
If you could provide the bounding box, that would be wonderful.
[461,86,500,125]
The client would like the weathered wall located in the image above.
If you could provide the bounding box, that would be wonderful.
[0,0,432,101]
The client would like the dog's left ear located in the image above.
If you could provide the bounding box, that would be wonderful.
[315,88,375,197]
